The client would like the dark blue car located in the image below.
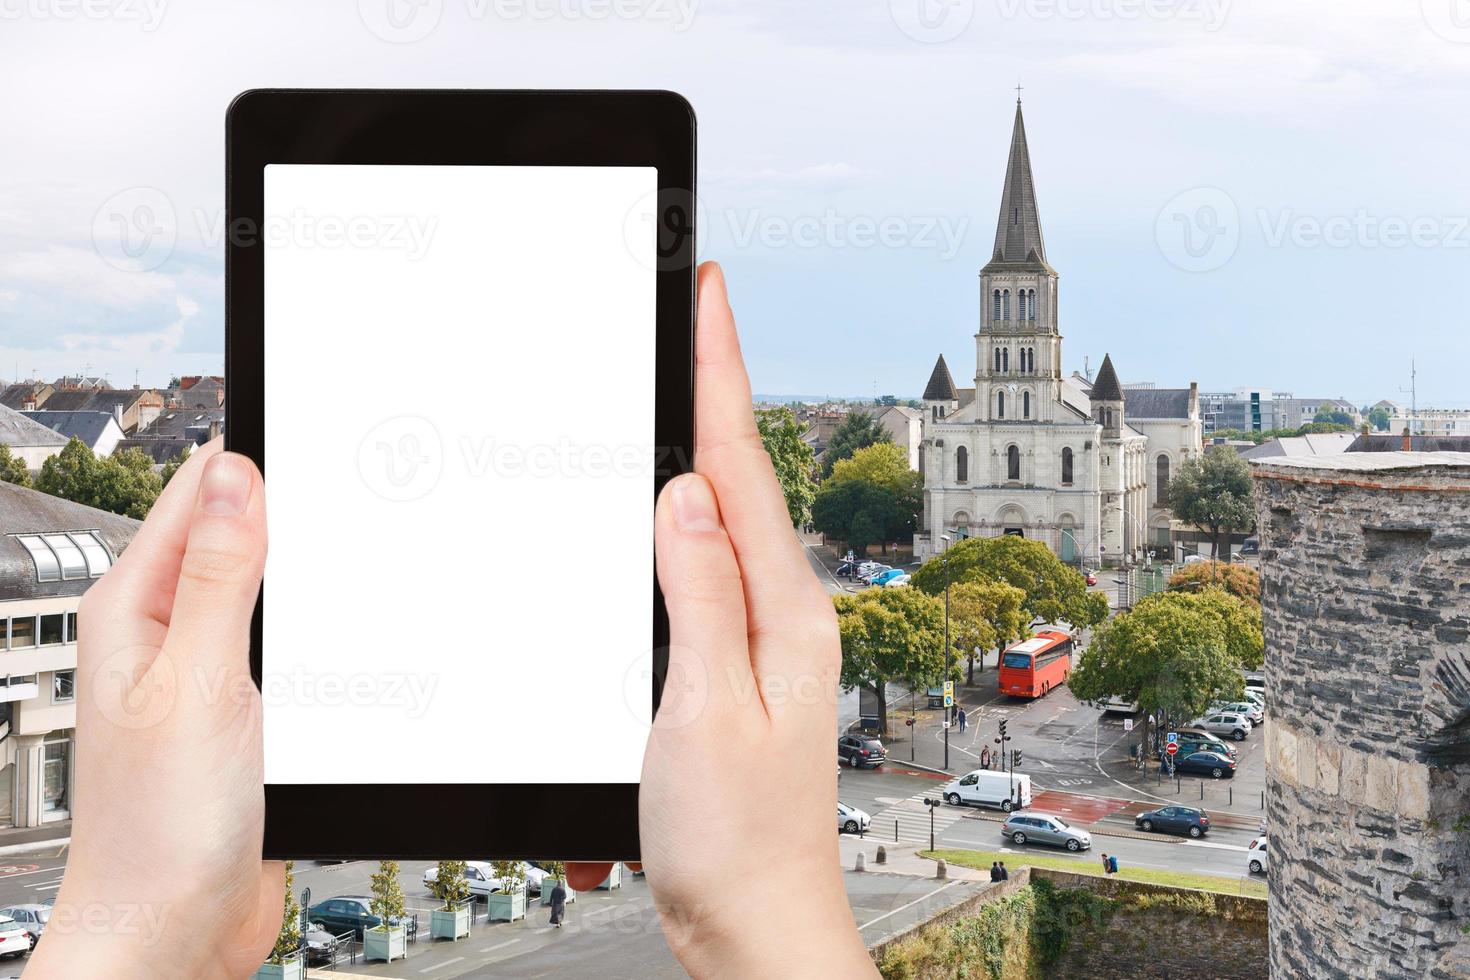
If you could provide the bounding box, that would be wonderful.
[1134,805,1211,838]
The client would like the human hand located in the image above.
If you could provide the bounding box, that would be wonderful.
[567,263,877,977]
[26,442,282,980]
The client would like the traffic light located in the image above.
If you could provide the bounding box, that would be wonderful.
[1012,749,1023,768]
[999,719,1007,738]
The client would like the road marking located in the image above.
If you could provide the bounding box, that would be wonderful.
[419,956,464,973]
[478,939,521,953]
[858,879,962,932]
[1183,839,1249,853]
[0,866,61,880]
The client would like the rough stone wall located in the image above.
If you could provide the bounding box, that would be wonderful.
[1253,454,1470,979]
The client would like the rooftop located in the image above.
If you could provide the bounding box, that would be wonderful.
[0,481,141,601]
[0,404,69,448]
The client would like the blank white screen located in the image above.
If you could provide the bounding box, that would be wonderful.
[261,164,657,784]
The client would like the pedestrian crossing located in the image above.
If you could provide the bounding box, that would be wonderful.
[864,791,971,847]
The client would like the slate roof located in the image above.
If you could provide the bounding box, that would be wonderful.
[1240,433,1358,460]
[0,385,49,411]
[38,389,150,414]
[20,411,119,450]
[1090,355,1123,402]
[115,438,195,464]
[923,355,958,402]
[0,481,140,601]
[1347,433,1470,453]
[136,408,225,440]
[987,101,1049,269]
[0,405,69,448]
[1123,388,1191,419]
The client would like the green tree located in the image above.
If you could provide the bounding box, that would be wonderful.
[910,536,1108,630]
[1313,409,1354,426]
[35,438,162,519]
[1168,560,1261,607]
[268,860,302,965]
[490,861,527,895]
[834,586,952,735]
[820,410,892,478]
[827,442,917,495]
[810,479,916,556]
[755,407,816,528]
[948,579,1028,684]
[369,860,406,926]
[0,445,31,487]
[160,444,190,489]
[1167,449,1255,559]
[1368,406,1391,431]
[1069,588,1259,761]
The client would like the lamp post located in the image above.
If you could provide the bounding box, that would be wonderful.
[940,534,952,771]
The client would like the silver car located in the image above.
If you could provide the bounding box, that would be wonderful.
[1001,812,1092,852]
[838,801,872,835]
[0,904,47,947]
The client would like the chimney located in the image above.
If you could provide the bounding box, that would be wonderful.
[1189,381,1199,416]
[208,419,222,442]
[113,403,123,425]
[1402,427,1412,452]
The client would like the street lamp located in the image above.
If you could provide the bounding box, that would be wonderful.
[923,797,942,852]
[940,534,951,771]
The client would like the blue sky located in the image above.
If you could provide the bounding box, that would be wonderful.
[2,0,1468,406]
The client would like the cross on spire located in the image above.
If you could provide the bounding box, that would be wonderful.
[1015,82,1023,104]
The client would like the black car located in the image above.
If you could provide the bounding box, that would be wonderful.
[1170,751,1236,779]
[307,896,381,940]
[1135,805,1211,838]
[839,734,886,768]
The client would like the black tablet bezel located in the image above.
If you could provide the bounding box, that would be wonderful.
[226,89,695,861]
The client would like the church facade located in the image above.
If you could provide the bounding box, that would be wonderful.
[914,102,1202,568]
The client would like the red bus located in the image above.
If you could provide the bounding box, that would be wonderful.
[998,629,1074,698]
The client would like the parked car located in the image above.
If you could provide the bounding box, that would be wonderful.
[1210,700,1264,725]
[1135,805,1211,838]
[1170,751,1236,779]
[0,906,47,947]
[942,770,1033,812]
[1183,554,1207,565]
[300,923,348,965]
[839,733,887,768]
[1170,733,1238,760]
[1085,572,1098,586]
[1246,836,1269,874]
[306,896,382,941]
[926,685,945,708]
[860,565,895,584]
[1240,537,1259,556]
[1189,711,1253,741]
[423,860,545,897]
[838,801,872,834]
[855,560,885,578]
[1241,688,1265,710]
[0,916,29,960]
[870,568,907,587]
[1096,696,1138,714]
[1000,812,1092,851]
[881,574,911,588]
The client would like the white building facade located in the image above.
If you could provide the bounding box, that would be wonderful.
[914,102,1201,567]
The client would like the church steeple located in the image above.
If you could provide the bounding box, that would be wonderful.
[991,100,1047,268]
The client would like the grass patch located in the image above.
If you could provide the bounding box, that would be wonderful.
[920,848,1267,899]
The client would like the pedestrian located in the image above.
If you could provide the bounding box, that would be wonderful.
[980,745,990,768]
[958,707,968,733]
[999,862,1009,881]
[1108,855,1119,875]
[1101,853,1111,875]
[989,862,1001,883]
[549,880,568,928]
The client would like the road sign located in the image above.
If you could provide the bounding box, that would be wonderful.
[1166,731,1178,744]
[1123,718,1134,732]
[943,681,954,708]
[1166,741,1179,756]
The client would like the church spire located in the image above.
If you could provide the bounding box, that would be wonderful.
[923,354,958,402]
[992,100,1047,266]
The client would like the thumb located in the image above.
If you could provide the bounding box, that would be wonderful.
[163,452,267,676]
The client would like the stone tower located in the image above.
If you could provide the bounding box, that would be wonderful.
[1254,452,1470,978]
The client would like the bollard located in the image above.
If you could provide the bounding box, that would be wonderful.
[895,820,900,843]
[876,845,887,865]
[935,858,948,880]
[1229,786,1234,806]
[1261,790,1265,810]
[855,852,866,872]
[1200,781,1204,800]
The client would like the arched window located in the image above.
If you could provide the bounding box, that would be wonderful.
[993,347,1002,372]
[1156,455,1171,504]
[1007,445,1021,481]
[1002,348,1009,373]
[1062,447,1074,485]
[1028,289,1037,320]
[1003,290,1011,320]
[1018,290,1027,321]
[996,391,1006,419]
[955,446,968,483]
[992,289,1002,321]
[1024,348,1033,373]
[1023,391,1031,419]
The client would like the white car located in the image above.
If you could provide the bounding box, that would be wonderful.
[1211,700,1264,725]
[838,801,872,834]
[423,861,546,897]
[1190,712,1253,741]
[1183,554,1208,565]
[942,770,1034,812]
[1246,836,1269,875]
[0,916,30,959]
[1241,689,1265,709]
[881,574,911,588]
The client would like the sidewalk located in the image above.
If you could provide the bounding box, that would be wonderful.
[0,820,69,856]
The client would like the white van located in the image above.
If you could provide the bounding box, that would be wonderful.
[941,770,1033,812]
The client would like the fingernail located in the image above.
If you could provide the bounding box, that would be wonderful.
[199,453,252,516]
[671,475,721,533]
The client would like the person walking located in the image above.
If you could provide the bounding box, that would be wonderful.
[1108,855,1119,875]
[549,880,568,928]
[980,745,990,769]
[998,862,1009,881]
[1101,853,1111,876]
[989,862,1002,883]
[958,707,968,733]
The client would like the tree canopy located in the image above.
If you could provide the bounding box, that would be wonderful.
[947,579,1028,683]
[1168,560,1260,606]
[910,535,1108,629]
[160,444,191,489]
[834,586,953,733]
[820,410,892,478]
[811,478,919,556]
[0,445,31,487]
[36,439,162,519]
[1167,449,1255,559]
[754,407,817,528]
[827,442,916,496]
[1367,406,1391,431]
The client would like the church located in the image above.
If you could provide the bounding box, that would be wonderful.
[913,101,1202,568]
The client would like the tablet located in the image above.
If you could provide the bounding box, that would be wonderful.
[226,90,695,861]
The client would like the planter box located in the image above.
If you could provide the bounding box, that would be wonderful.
[541,878,575,906]
[430,904,471,940]
[363,924,407,963]
[253,959,304,980]
[596,863,623,890]
[486,890,526,923]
